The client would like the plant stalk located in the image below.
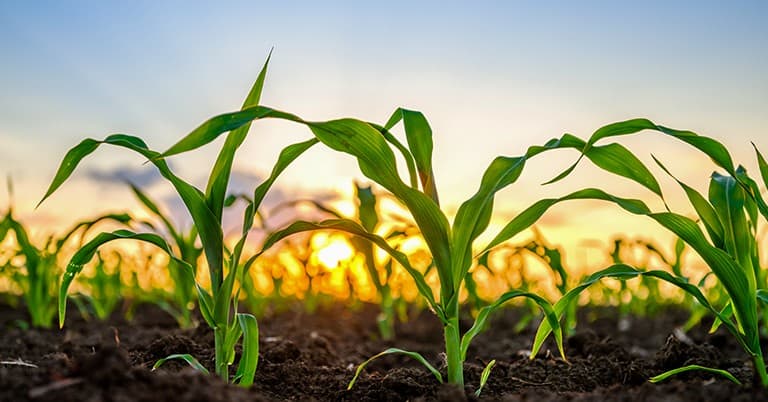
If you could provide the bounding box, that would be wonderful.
[443,298,463,386]
[753,352,768,387]
[377,290,395,341]
[214,327,228,381]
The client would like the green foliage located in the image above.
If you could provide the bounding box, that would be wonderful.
[182,106,581,387]
[41,52,304,386]
[525,119,768,387]
[0,206,132,328]
[649,364,741,385]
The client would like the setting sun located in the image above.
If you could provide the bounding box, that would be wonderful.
[313,234,355,270]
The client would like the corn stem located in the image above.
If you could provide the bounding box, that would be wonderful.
[443,298,463,386]
[214,327,228,381]
[753,352,768,387]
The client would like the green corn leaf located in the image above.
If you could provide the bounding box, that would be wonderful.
[195,283,215,328]
[369,122,418,189]
[214,262,240,325]
[206,50,273,222]
[152,353,209,375]
[251,139,318,214]
[544,119,736,186]
[475,360,496,397]
[460,290,563,361]
[649,364,741,385]
[38,134,224,291]
[3,214,41,268]
[709,303,733,334]
[708,172,756,324]
[652,156,724,247]
[481,188,650,254]
[675,237,686,259]
[38,138,101,208]
[251,219,441,320]
[502,188,757,355]
[347,347,443,390]
[158,107,302,159]
[737,168,759,232]
[451,132,663,294]
[235,138,320,264]
[158,108,294,158]
[156,107,453,302]
[541,133,663,196]
[451,156,526,292]
[355,182,379,232]
[753,143,768,190]
[734,171,768,224]
[384,108,439,203]
[58,230,194,327]
[306,119,452,296]
[234,313,259,387]
[757,289,768,304]
[228,138,320,289]
[531,265,745,358]
[55,213,135,250]
[221,314,244,366]
[447,136,589,290]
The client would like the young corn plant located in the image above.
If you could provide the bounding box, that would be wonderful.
[0,211,59,328]
[162,103,590,389]
[505,119,768,386]
[39,53,316,385]
[0,206,132,327]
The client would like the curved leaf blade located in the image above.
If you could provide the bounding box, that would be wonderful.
[252,219,440,319]
[475,360,496,397]
[649,364,741,385]
[234,313,259,387]
[347,347,443,390]
[58,230,193,327]
[152,354,209,375]
[460,290,563,361]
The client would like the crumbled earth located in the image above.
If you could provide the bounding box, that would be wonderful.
[1,301,765,401]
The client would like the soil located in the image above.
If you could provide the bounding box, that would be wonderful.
[1,301,766,402]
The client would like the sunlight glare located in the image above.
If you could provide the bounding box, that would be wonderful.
[314,235,354,270]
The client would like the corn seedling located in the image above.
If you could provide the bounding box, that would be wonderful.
[0,205,132,328]
[39,52,316,385]
[163,102,589,389]
[513,119,768,386]
[0,211,58,328]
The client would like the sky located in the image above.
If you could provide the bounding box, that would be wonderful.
[0,1,766,263]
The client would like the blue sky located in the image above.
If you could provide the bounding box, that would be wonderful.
[1,1,766,254]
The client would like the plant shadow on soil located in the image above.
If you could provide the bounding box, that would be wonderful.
[1,301,766,402]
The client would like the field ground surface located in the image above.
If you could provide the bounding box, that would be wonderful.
[1,302,765,401]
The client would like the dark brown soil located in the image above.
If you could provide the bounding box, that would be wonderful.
[1,301,766,401]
